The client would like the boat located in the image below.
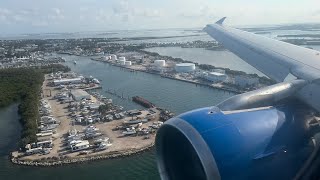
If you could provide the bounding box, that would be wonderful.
[122,127,137,135]
[95,143,112,151]
[73,60,77,64]
[70,140,90,152]
[92,78,100,84]
[84,125,99,132]
[132,96,155,108]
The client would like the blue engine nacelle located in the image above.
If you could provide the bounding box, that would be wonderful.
[156,104,315,180]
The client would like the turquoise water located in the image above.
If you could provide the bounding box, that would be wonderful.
[0,56,235,180]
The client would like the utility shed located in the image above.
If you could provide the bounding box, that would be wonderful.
[71,89,91,101]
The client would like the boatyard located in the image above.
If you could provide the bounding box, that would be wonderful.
[11,71,170,166]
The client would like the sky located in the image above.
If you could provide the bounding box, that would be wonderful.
[0,0,319,34]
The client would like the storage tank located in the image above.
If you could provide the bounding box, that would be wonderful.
[119,57,126,61]
[125,61,132,66]
[154,60,166,67]
[119,60,126,65]
[175,63,196,73]
[110,55,117,61]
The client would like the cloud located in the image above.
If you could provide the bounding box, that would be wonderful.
[48,8,64,21]
[179,5,216,20]
[312,10,320,16]
[112,0,129,15]
[132,8,163,18]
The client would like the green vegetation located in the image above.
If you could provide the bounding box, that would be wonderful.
[0,64,70,147]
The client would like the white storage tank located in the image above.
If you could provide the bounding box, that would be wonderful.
[175,63,196,73]
[119,57,126,61]
[110,55,117,61]
[154,60,166,67]
[119,60,126,65]
[125,61,132,66]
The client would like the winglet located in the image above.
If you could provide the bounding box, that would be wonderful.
[216,17,226,25]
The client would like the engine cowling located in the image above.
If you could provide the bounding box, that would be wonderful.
[155,104,315,180]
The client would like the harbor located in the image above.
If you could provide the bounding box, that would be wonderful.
[0,54,234,179]
[10,71,173,166]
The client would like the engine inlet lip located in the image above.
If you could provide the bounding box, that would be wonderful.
[156,117,221,180]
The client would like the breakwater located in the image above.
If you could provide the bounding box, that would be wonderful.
[11,143,154,167]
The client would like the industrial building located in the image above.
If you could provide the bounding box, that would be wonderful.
[119,60,126,65]
[154,60,166,67]
[118,57,126,61]
[125,61,132,66]
[175,63,196,73]
[71,89,91,101]
[204,72,228,83]
[53,78,82,86]
[110,54,117,61]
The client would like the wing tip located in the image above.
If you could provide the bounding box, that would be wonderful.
[216,17,227,25]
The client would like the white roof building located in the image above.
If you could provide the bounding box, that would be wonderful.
[71,89,91,101]
[53,78,82,86]
[205,72,228,83]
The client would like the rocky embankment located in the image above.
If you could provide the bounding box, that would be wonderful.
[11,143,154,167]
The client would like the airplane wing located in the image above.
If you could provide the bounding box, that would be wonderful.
[204,17,320,111]
[204,17,320,83]
[156,18,320,180]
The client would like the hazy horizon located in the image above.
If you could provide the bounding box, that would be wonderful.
[0,0,319,34]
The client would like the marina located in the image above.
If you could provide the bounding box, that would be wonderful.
[10,70,171,166]
[0,54,234,180]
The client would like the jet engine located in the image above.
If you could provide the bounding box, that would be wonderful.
[156,80,319,180]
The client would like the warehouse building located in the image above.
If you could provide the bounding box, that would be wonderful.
[53,78,82,86]
[71,89,91,101]
[175,63,196,73]
[205,72,228,83]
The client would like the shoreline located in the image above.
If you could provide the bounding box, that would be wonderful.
[10,142,154,167]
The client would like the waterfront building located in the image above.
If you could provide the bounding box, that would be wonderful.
[154,60,166,67]
[119,60,126,65]
[204,72,228,83]
[118,57,126,61]
[53,78,82,86]
[125,61,132,66]
[175,63,196,73]
[71,89,91,101]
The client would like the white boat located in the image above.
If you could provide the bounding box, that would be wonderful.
[122,127,136,135]
[95,143,112,151]
[84,125,99,132]
[70,140,90,152]
[92,78,100,84]
[73,60,77,64]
